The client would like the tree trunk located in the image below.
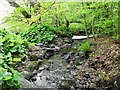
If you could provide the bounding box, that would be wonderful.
[91,15,96,40]
[84,15,89,38]
[7,0,31,18]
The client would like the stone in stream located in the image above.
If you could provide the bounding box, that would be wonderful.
[89,83,97,89]
[62,43,71,49]
[64,54,70,60]
[38,67,44,71]
[19,78,37,88]
[38,59,42,65]
[35,43,43,46]
[21,71,30,80]
[21,70,38,81]
[28,47,45,60]
[67,65,71,69]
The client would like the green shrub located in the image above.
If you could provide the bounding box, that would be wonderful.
[0,53,21,90]
[0,29,25,89]
[0,30,26,56]
[21,24,57,44]
[79,41,91,53]
[112,34,120,44]
[55,26,73,37]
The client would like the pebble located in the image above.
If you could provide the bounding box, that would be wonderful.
[48,60,53,64]
[89,83,96,89]
[38,59,42,65]
[21,71,30,79]
[35,43,43,46]
[84,72,90,78]
[61,77,65,80]
[96,76,100,82]
[79,61,83,65]
[67,65,71,69]
[31,77,37,81]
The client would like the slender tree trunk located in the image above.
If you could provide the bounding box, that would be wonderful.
[91,15,96,40]
[7,0,31,18]
[84,15,89,38]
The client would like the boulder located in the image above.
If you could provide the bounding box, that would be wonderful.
[19,78,37,88]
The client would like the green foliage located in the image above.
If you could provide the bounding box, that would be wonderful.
[21,24,57,44]
[0,29,25,56]
[79,41,91,53]
[0,52,21,89]
[54,26,73,37]
[0,29,25,89]
[112,34,120,44]
[69,23,84,31]
[2,2,118,39]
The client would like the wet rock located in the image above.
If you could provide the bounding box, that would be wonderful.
[19,78,37,88]
[38,59,42,65]
[38,67,44,71]
[31,77,37,81]
[62,44,71,49]
[64,39,69,43]
[51,83,56,87]
[29,61,39,70]
[79,61,83,65]
[59,64,62,67]
[96,77,101,82]
[64,54,70,60]
[67,65,71,69]
[35,43,43,46]
[48,60,53,64]
[54,46,60,51]
[45,48,55,52]
[50,44,56,48]
[84,72,90,78]
[74,56,80,59]
[74,52,80,56]
[43,65,50,70]
[61,77,65,80]
[89,83,97,89]
[21,71,30,80]
[28,45,40,51]
[70,86,75,90]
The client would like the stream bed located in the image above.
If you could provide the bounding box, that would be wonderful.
[19,38,98,90]
[33,55,76,89]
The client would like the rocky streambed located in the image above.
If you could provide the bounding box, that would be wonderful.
[18,37,100,90]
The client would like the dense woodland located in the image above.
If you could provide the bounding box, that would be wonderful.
[0,1,120,90]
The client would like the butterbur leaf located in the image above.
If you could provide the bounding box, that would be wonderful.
[10,49,17,52]
[18,49,24,53]
[13,58,21,62]
[9,43,14,46]
[0,60,4,64]
[5,72,12,80]
[9,67,21,80]
[0,53,4,58]
[6,52,11,58]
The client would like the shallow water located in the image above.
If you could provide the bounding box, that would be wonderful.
[33,55,76,89]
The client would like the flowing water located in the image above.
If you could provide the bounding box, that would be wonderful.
[33,54,76,89]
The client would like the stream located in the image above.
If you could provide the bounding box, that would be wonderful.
[33,55,75,89]
[19,38,97,90]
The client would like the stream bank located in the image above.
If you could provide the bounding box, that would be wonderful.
[17,37,120,90]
